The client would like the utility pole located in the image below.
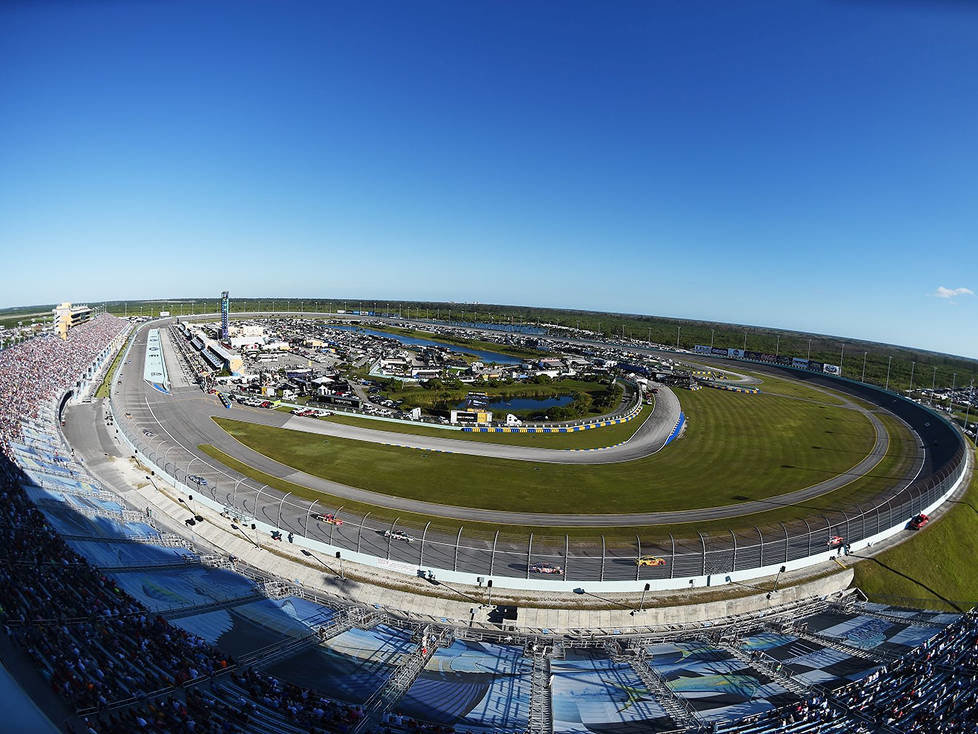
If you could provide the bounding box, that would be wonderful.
[710,328,715,348]
[840,344,845,376]
[743,330,747,351]
[861,352,867,383]
[909,361,915,392]
[885,356,892,391]
[676,325,681,349]
[775,334,780,356]
[807,339,812,360]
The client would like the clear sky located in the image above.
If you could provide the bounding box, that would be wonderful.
[1,1,976,357]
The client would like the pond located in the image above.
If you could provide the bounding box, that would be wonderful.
[457,395,574,412]
[330,325,523,364]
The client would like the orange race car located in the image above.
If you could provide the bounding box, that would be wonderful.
[636,555,667,567]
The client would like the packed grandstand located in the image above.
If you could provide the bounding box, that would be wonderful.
[0,316,976,733]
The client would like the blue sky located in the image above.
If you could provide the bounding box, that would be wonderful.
[1,1,976,357]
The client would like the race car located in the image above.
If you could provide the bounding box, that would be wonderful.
[908,513,930,530]
[529,562,563,575]
[827,535,845,548]
[187,475,208,486]
[313,512,343,526]
[384,529,413,542]
[636,555,667,567]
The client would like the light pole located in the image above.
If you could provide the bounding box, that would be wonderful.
[861,352,867,383]
[775,334,780,356]
[885,356,892,391]
[840,344,845,376]
[807,339,812,360]
[636,582,650,614]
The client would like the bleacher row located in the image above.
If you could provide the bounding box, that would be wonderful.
[0,319,976,733]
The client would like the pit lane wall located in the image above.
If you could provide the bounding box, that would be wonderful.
[108,317,971,594]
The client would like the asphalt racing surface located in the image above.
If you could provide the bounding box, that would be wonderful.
[84,316,933,583]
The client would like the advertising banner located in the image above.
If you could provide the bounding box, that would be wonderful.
[808,361,824,372]
[760,353,777,363]
[727,348,745,359]
[776,355,792,366]
[792,357,809,369]
[711,347,728,357]
[694,345,712,355]
[823,363,841,375]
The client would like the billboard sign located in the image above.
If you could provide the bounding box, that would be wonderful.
[776,355,792,366]
[727,348,745,359]
[711,347,728,357]
[792,357,809,369]
[745,350,763,361]
[694,345,712,355]
[823,363,841,375]
[808,361,824,372]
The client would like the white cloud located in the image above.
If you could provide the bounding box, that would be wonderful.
[934,286,974,300]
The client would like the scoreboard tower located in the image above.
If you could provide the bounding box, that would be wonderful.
[220,291,230,340]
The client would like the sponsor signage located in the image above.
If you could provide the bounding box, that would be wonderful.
[711,347,728,357]
[745,350,763,361]
[808,361,824,372]
[776,355,792,366]
[823,363,841,375]
[792,357,809,369]
[694,345,712,355]
[727,348,745,359]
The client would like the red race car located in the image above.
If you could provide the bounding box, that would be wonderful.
[908,513,929,530]
[529,562,563,575]
[314,512,344,526]
[827,535,845,548]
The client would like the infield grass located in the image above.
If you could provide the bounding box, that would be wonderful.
[321,406,650,449]
[211,388,876,514]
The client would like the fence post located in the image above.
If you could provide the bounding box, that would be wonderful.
[802,518,812,558]
[635,535,642,581]
[419,521,430,566]
[386,517,399,560]
[304,499,318,537]
[841,510,850,544]
[670,534,675,579]
[780,522,789,563]
[730,529,737,572]
[698,532,707,576]
[454,527,463,572]
[489,530,499,576]
[526,534,533,579]
[565,535,570,580]
[600,536,606,582]
[756,526,763,567]
[356,511,370,554]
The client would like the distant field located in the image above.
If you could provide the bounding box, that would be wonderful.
[322,406,651,449]
[212,388,877,514]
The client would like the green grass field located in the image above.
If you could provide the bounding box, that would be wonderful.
[212,388,877,514]
[851,442,977,612]
[741,371,846,405]
[323,407,650,449]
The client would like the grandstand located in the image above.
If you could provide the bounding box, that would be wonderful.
[0,317,975,733]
